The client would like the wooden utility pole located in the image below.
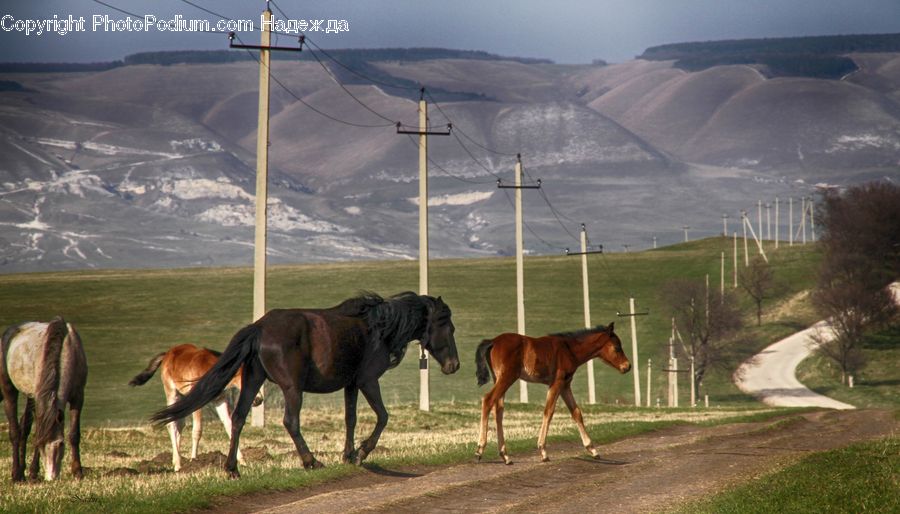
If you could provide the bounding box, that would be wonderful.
[228,7,304,427]
[397,89,451,411]
[498,155,540,403]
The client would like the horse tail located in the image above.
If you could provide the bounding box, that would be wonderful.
[475,339,495,387]
[150,324,261,426]
[33,317,67,447]
[128,351,167,387]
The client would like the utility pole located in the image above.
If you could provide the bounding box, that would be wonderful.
[801,197,807,244]
[765,202,771,241]
[618,299,647,407]
[682,226,690,243]
[733,232,738,288]
[652,236,657,249]
[775,197,780,249]
[757,200,763,250]
[743,211,770,263]
[720,251,725,299]
[809,196,816,242]
[498,155,540,403]
[228,6,304,427]
[397,89,451,411]
[567,226,603,404]
[789,197,794,246]
[741,210,749,266]
[722,214,729,237]
[646,358,652,408]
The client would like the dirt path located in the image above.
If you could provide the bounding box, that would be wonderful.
[208,409,896,514]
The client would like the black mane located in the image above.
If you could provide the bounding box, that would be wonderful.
[364,292,433,369]
[551,324,611,339]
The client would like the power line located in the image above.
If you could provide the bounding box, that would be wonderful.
[233,34,395,128]
[402,135,496,185]
[424,90,518,157]
[306,45,399,125]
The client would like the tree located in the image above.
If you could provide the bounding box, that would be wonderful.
[661,278,743,397]
[739,257,776,325]
[813,181,900,382]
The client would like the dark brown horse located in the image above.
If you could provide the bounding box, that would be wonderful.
[151,292,459,478]
[475,323,630,464]
[0,317,87,482]
[129,344,263,471]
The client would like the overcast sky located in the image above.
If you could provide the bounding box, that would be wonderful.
[2,0,900,64]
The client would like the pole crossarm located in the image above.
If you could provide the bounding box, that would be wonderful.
[396,121,452,136]
[565,247,604,255]
[497,178,541,189]
[616,311,649,317]
[228,32,305,52]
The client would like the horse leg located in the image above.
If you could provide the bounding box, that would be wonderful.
[2,388,24,482]
[495,396,511,465]
[18,397,34,479]
[476,373,515,462]
[67,394,84,479]
[280,384,323,470]
[224,362,266,479]
[213,399,243,465]
[190,408,202,460]
[537,380,564,462]
[165,389,183,471]
[561,384,599,457]
[354,380,388,465]
[341,386,359,464]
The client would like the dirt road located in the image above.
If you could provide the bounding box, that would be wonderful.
[210,409,895,514]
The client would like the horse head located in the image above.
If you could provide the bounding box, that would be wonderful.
[421,296,460,375]
[597,322,631,374]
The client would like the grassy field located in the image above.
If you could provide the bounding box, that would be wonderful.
[677,435,900,514]
[0,237,821,426]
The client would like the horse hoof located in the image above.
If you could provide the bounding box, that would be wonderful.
[353,449,369,466]
[227,470,241,480]
[502,456,513,465]
[304,459,325,470]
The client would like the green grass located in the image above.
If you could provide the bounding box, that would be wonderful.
[677,436,900,514]
[797,323,900,409]
[0,237,822,426]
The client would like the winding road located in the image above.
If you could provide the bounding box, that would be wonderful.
[735,282,900,410]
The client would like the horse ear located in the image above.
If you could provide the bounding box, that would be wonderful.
[608,322,614,331]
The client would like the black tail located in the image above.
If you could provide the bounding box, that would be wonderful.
[150,324,260,425]
[34,317,67,447]
[475,339,495,387]
[129,352,166,386]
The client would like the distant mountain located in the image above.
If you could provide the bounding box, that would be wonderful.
[1,41,898,271]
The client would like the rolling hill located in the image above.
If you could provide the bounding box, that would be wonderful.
[1,35,898,271]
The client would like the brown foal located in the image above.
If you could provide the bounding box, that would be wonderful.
[475,323,631,464]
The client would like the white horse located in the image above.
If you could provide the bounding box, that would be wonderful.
[0,317,87,482]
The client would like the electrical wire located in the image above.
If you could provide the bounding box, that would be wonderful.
[234,34,395,128]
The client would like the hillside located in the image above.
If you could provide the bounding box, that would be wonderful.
[1,36,899,271]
